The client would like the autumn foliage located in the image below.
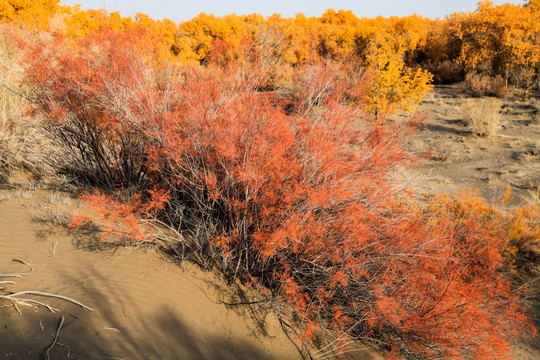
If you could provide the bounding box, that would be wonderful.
[3,1,539,359]
[14,23,537,360]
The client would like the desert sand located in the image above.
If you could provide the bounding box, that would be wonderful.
[0,191,303,359]
[405,86,540,206]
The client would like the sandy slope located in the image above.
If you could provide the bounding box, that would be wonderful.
[0,191,302,359]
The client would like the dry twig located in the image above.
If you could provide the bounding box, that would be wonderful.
[0,291,93,313]
[12,258,33,265]
[0,273,24,278]
[44,316,65,360]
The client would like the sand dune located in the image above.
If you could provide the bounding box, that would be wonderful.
[0,192,301,359]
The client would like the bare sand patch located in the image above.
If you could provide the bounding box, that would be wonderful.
[403,85,540,206]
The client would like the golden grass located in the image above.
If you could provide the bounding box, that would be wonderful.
[460,97,502,137]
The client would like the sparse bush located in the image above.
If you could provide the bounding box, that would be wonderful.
[16,28,169,189]
[464,72,509,98]
[460,97,502,137]
[531,98,540,122]
[509,66,538,96]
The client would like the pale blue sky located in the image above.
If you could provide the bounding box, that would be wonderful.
[59,1,525,22]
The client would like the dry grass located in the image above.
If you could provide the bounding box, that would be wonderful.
[526,184,540,205]
[532,98,540,122]
[0,189,33,201]
[0,28,57,184]
[30,191,73,226]
[460,97,502,137]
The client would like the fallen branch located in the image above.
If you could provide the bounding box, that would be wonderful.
[19,298,60,313]
[44,316,65,360]
[0,291,93,312]
[12,302,22,315]
[0,274,23,278]
[12,259,33,265]
[279,317,312,360]
[219,299,267,306]
[2,296,57,314]
[103,327,121,333]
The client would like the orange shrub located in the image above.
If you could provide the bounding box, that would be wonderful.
[17,29,535,360]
